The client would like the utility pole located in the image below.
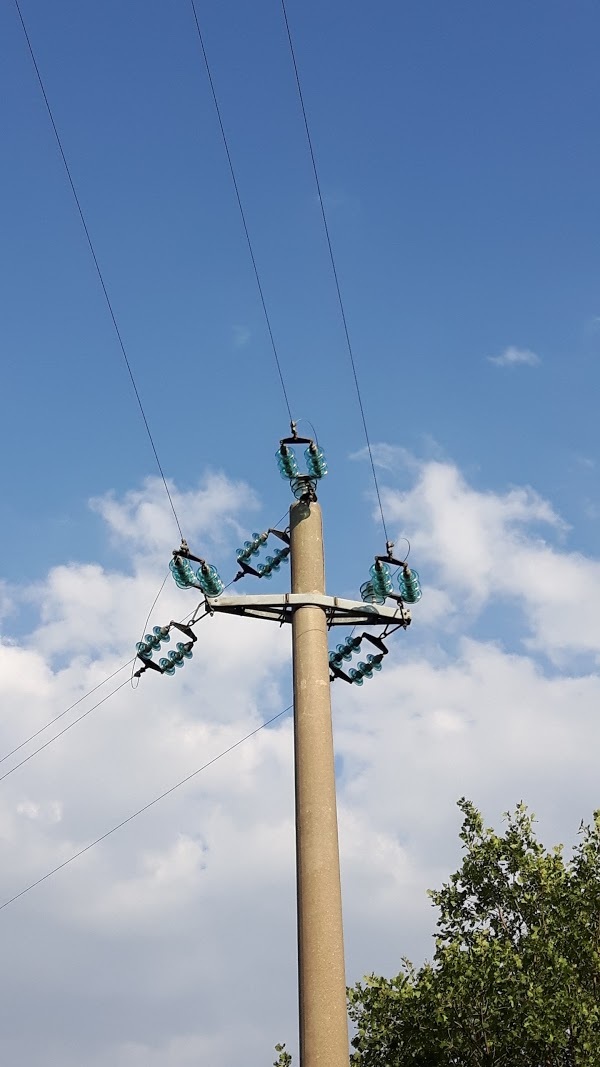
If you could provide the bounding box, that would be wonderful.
[135,426,418,1067]
[290,497,348,1067]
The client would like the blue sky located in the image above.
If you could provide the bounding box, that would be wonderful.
[2,0,599,583]
[1,3,600,1065]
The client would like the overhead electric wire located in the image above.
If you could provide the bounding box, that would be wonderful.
[0,702,293,913]
[0,568,173,765]
[188,0,293,423]
[0,678,131,786]
[0,506,291,779]
[279,0,389,543]
[0,657,135,767]
[13,0,184,542]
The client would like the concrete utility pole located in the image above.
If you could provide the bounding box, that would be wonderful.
[290,498,349,1067]
[138,433,414,1067]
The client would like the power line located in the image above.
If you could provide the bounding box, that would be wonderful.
[0,678,131,786]
[0,658,134,767]
[279,0,389,544]
[13,0,184,542]
[0,569,173,766]
[0,507,290,779]
[188,0,293,423]
[0,703,292,913]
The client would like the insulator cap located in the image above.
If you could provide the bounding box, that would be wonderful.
[197,563,224,598]
[276,447,300,480]
[305,445,327,479]
[237,531,269,563]
[258,547,290,578]
[170,556,199,590]
[398,567,422,603]
[349,653,383,685]
[370,561,393,598]
[329,634,363,666]
[159,656,176,677]
[360,580,385,605]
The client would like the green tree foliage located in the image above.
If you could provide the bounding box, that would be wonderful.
[349,799,600,1066]
[273,1043,292,1066]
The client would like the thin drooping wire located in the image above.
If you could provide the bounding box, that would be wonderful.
[0,703,292,913]
[14,0,183,542]
[279,0,389,543]
[0,506,289,776]
[0,678,131,786]
[0,658,134,767]
[188,0,293,423]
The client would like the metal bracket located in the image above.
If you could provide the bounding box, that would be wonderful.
[204,593,411,628]
[375,551,409,572]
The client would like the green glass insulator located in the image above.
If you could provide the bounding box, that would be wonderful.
[153,626,170,645]
[136,640,153,660]
[238,532,268,562]
[305,446,328,479]
[360,580,385,605]
[170,557,198,589]
[336,642,353,662]
[276,447,299,480]
[197,564,224,597]
[168,650,184,669]
[169,558,183,588]
[357,660,374,679]
[370,562,393,599]
[159,657,176,677]
[399,568,422,603]
[349,668,364,686]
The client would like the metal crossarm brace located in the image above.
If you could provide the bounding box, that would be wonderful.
[204,593,411,628]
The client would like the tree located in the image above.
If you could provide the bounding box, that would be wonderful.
[349,799,600,1066]
[273,1043,292,1066]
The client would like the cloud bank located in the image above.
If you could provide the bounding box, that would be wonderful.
[1,459,599,1065]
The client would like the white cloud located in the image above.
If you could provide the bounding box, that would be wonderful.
[0,580,13,624]
[350,438,447,473]
[380,458,600,663]
[2,460,600,1064]
[232,325,251,348]
[574,454,596,470]
[90,473,257,560]
[349,442,417,472]
[487,345,541,367]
